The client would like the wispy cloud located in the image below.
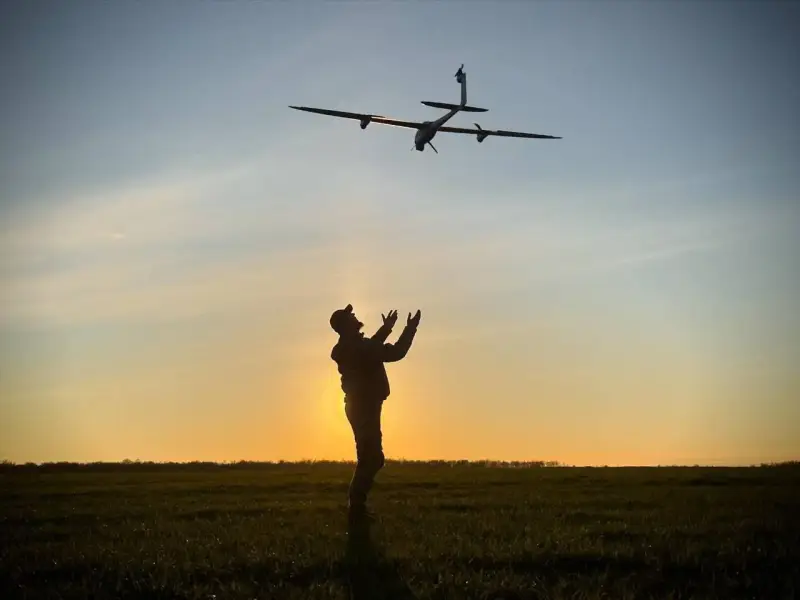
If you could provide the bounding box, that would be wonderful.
[0,175,759,330]
[1,160,257,256]
[609,239,721,268]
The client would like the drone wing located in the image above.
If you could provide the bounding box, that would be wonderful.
[289,106,424,129]
[438,124,562,139]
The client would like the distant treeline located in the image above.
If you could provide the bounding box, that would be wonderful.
[0,459,566,472]
[0,459,797,472]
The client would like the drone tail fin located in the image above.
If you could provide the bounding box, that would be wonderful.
[419,64,488,112]
[461,72,467,106]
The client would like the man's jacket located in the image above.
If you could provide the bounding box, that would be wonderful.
[331,323,417,401]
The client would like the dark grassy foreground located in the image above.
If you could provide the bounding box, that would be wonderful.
[2,461,799,600]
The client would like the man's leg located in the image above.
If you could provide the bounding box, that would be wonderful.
[345,397,385,510]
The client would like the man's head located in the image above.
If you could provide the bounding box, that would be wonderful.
[330,304,364,337]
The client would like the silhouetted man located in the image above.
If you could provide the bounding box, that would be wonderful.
[330,304,421,518]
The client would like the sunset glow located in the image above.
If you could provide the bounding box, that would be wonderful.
[1,2,798,466]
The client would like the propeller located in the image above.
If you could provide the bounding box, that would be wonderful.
[411,142,438,153]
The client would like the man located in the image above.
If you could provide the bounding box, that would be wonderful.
[330,303,421,518]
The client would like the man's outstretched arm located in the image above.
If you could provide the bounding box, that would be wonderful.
[381,310,421,362]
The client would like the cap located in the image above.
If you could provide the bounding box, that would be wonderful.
[329,303,353,334]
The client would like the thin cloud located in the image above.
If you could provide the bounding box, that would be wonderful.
[608,239,722,269]
[0,131,780,332]
[2,160,258,253]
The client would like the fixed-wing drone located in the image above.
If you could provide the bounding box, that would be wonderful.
[289,64,561,153]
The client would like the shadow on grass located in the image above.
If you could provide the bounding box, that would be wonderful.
[343,513,417,600]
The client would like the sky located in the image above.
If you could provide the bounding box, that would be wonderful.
[1,1,798,466]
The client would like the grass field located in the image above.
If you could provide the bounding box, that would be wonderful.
[2,461,798,599]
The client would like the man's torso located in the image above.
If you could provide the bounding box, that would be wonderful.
[331,336,391,401]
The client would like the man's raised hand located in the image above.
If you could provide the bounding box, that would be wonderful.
[382,309,398,329]
[407,309,421,328]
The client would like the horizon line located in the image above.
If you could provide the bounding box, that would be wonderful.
[2,458,797,469]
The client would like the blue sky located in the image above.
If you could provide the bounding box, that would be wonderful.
[1,1,798,465]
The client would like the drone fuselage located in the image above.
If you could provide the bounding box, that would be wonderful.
[414,123,432,149]
[413,108,460,152]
